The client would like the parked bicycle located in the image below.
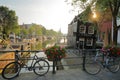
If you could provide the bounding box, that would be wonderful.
[2,51,50,79]
[84,49,120,75]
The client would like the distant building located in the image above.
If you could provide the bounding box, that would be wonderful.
[99,21,112,46]
[20,23,33,29]
[9,32,15,43]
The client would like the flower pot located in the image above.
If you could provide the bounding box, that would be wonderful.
[48,58,53,61]
[47,56,62,61]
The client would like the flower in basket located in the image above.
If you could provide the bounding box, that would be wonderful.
[44,45,66,61]
[103,45,120,57]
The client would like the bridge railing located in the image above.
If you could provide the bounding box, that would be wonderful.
[0,49,102,74]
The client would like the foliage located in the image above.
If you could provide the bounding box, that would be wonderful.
[69,0,120,45]
[0,6,19,39]
[28,24,42,36]
[45,29,58,36]
[41,27,46,35]
[20,23,62,39]
[78,6,93,21]
[44,45,66,61]
[96,0,120,45]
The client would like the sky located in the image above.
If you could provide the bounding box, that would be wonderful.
[0,0,78,34]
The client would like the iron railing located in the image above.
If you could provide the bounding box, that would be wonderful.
[0,49,101,74]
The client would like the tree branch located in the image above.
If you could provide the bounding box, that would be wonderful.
[109,1,114,16]
[116,0,120,15]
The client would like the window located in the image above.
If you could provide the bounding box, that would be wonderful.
[79,25,86,33]
[88,26,94,34]
[86,38,93,46]
[79,38,85,45]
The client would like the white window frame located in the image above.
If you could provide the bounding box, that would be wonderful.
[88,26,94,34]
[79,38,85,45]
[86,39,93,46]
[79,25,86,33]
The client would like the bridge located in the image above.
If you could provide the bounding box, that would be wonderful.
[0,49,120,80]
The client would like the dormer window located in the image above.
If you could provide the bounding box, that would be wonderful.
[79,25,86,33]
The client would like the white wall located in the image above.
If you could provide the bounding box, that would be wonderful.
[117,28,120,44]
[117,18,120,44]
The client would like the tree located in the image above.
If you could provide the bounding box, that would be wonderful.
[0,6,19,39]
[28,24,42,37]
[96,0,120,45]
[20,28,28,38]
[69,0,120,45]
[41,27,46,35]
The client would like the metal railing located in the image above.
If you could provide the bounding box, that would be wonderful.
[0,49,101,74]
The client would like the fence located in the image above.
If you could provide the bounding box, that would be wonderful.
[0,49,101,74]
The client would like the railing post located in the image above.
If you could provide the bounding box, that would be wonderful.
[82,49,86,71]
[21,45,23,56]
[52,56,56,74]
[82,41,86,71]
[15,50,19,76]
[15,50,19,62]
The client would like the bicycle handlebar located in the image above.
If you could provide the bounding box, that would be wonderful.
[101,48,110,52]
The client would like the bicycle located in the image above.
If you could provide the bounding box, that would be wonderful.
[2,51,50,79]
[84,49,120,75]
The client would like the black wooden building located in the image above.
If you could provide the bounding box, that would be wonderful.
[68,18,97,49]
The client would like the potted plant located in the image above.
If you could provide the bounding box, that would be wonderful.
[44,45,66,61]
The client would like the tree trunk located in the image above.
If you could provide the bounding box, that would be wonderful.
[113,16,118,45]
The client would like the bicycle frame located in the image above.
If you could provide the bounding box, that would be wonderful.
[18,52,40,70]
[95,50,112,69]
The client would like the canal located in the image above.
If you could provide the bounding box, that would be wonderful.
[0,38,66,73]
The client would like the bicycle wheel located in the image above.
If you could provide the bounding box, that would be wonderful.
[33,59,50,76]
[2,62,21,79]
[107,58,120,73]
[85,58,101,75]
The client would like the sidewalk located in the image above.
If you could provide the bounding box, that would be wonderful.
[0,69,120,80]
[61,49,83,70]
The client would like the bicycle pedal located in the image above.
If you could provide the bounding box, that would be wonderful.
[28,67,32,71]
